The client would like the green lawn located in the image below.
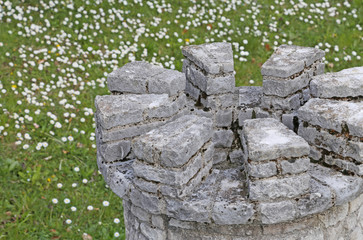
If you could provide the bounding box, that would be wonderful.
[0,0,362,239]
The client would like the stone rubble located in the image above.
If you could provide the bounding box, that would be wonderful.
[94,42,363,240]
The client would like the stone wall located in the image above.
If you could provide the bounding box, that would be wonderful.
[94,43,363,240]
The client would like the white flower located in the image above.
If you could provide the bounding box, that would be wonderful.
[61,137,67,142]
[114,232,120,237]
[71,206,77,212]
[87,205,93,211]
[102,201,109,207]
[57,183,63,188]
[114,218,120,224]
[82,179,88,184]
[72,183,77,187]
[52,198,58,204]
[64,198,70,204]
[23,144,29,150]
[74,167,80,172]
[65,219,72,224]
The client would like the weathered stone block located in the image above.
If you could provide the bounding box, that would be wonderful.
[212,129,234,148]
[309,164,363,205]
[132,115,212,167]
[280,157,310,175]
[249,173,310,201]
[213,148,229,165]
[130,187,165,214]
[260,201,296,224]
[185,79,200,101]
[238,108,254,126]
[281,112,298,131]
[99,140,131,162]
[212,200,254,225]
[215,109,233,127]
[140,222,166,240]
[310,72,363,98]
[261,93,301,111]
[263,73,309,97]
[238,86,262,107]
[247,162,277,178]
[298,98,363,137]
[182,42,234,75]
[261,45,324,78]
[242,118,310,161]
[148,69,186,96]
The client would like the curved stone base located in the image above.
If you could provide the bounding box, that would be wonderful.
[123,194,363,240]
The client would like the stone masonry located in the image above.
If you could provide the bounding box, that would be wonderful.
[95,43,363,240]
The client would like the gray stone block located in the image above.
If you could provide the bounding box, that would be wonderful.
[338,66,363,75]
[99,140,131,162]
[185,80,200,101]
[254,107,270,118]
[249,173,310,200]
[132,115,212,167]
[261,45,324,78]
[133,177,159,193]
[148,69,186,96]
[261,93,301,111]
[263,73,309,97]
[247,162,277,178]
[229,149,244,164]
[130,187,165,214]
[324,155,363,176]
[212,130,234,148]
[298,123,363,162]
[131,204,151,222]
[215,109,233,127]
[182,42,234,75]
[140,222,166,240]
[238,108,254,126]
[280,157,310,175]
[213,148,229,165]
[107,160,134,199]
[297,179,332,217]
[260,200,296,224]
[238,86,262,107]
[298,98,363,137]
[315,62,325,75]
[212,200,254,225]
[309,164,363,205]
[242,118,310,161]
[281,112,298,131]
[151,215,165,230]
[107,61,163,93]
[310,73,363,98]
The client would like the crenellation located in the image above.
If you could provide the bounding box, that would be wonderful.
[95,42,363,239]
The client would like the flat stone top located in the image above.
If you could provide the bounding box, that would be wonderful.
[242,118,310,161]
[310,71,363,98]
[261,45,325,78]
[182,42,234,75]
[107,61,185,96]
[338,66,363,75]
[132,115,213,167]
[298,98,363,137]
[95,94,170,129]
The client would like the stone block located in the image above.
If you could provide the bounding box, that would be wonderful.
[310,72,363,98]
[238,108,254,126]
[185,79,200,101]
[261,93,301,111]
[213,148,229,165]
[249,173,310,201]
[140,222,166,240]
[229,149,244,164]
[247,162,277,178]
[318,203,349,228]
[309,164,363,205]
[280,157,310,175]
[212,130,234,148]
[261,45,324,78]
[281,112,298,131]
[133,177,159,194]
[99,140,131,162]
[298,98,363,137]
[151,215,165,230]
[107,161,134,199]
[215,109,233,127]
[315,62,325,75]
[302,88,311,103]
[212,200,254,225]
[260,200,296,224]
[131,204,151,222]
[132,115,212,167]
[148,69,186,96]
[182,42,234,75]
[262,73,309,97]
[238,86,262,107]
[242,118,310,161]
[107,61,163,93]
[297,179,332,217]
[130,187,165,215]
[324,155,363,176]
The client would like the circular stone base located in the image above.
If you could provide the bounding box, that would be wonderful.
[123,194,363,240]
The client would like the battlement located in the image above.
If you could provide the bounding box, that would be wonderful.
[95,43,363,240]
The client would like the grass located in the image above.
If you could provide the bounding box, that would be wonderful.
[0,0,362,239]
